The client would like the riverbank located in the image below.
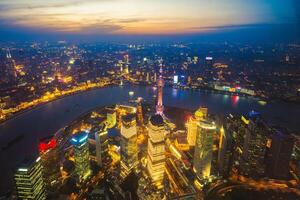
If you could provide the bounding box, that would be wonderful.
[0,83,113,125]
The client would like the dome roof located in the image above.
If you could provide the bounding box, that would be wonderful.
[150,114,164,126]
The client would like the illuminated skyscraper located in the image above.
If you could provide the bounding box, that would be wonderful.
[71,132,91,181]
[217,126,234,177]
[156,60,164,115]
[3,49,17,83]
[240,111,269,178]
[147,115,167,187]
[136,98,144,127]
[267,129,294,179]
[14,157,46,200]
[95,126,109,167]
[39,136,60,188]
[106,109,116,128]
[186,107,208,146]
[146,72,150,82]
[116,105,136,129]
[124,54,129,64]
[186,118,198,146]
[120,114,138,179]
[193,120,216,180]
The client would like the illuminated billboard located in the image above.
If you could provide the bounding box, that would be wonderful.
[205,56,213,61]
[174,75,178,84]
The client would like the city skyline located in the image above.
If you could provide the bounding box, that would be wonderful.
[0,1,299,199]
[0,0,299,41]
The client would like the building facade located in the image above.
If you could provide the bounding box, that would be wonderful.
[193,120,216,180]
[39,136,61,188]
[95,126,109,167]
[217,126,234,178]
[267,129,294,179]
[240,112,269,178]
[14,157,46,200]
[71,131,91,182]
[120,114,138,179]
[147,115,167,188]
[186,107,208,146]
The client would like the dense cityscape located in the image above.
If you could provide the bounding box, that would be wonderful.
[0,0,300,200]
[0,41,299,199]
[1,42,300,123]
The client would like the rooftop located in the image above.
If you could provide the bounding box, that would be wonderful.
[71,131,88,145]
[16,156,40,172]
[122,113,136,124]
[150,114,164,126]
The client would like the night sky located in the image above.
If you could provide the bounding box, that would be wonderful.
[0,0,299,41]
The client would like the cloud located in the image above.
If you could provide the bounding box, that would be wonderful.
[0,0,298,37]
[190,23,300,32]
[0,0,115,10]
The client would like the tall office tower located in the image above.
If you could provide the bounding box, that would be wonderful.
[14,157,46,200]
[195,107,208,120]
[193,120,216,180]
[95,126,109,167]
[186,118,198,146]
[292,136,300,173]
[187,107,208,146]
[217,126,234,177]
[120,64,124,73]
[136,98,144,127]
[147,115,167,188]
[156,61,164,115]
[187,76,192,85]
[146,72,150,82]
[124,54,129,64]
[267,129,294,179]
[153,72,157,83]
[205,56,213,67]
[120,114,138,179]
[240,111,269,178]
[116,105,136,129]
[124,66,129,74]
[39,136,60,188]
[3,49,17,83]
[71,131,91,182]
[106,109,116,128]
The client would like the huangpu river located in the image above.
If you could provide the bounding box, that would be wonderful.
[0,85,299,193]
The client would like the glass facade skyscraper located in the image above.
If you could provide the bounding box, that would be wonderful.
[71,131,91,182]
[193,120,216,180]
[147,115,167,188]
[120,114,138,179]
[14,157,46,200]
[39,135,60,188]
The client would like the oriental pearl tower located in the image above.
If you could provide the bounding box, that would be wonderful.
[156,59,164,115]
